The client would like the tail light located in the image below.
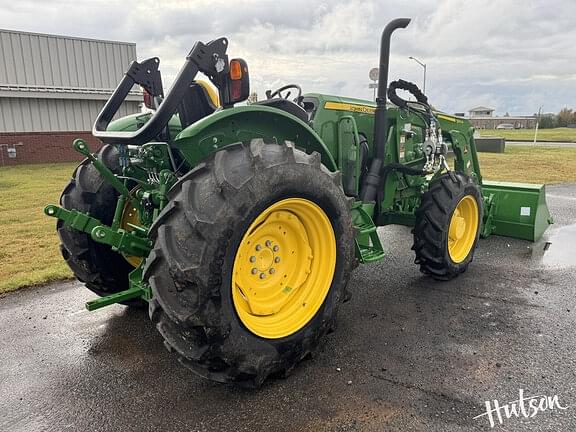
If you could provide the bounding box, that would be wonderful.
[229,58,250,103]
[143,88,153,109]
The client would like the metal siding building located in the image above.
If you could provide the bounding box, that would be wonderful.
[0,98,137,132]
[0,30,141,164]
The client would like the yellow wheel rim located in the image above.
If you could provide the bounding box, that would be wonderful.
[120,199,143,268]
[232,198,336,339]
[448,195,479,263]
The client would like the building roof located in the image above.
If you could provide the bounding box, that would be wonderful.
[0,28,135,46]
[0,28,138,94]
[468,106,494,112]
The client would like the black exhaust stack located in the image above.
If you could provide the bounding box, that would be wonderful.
[360,18,411,203]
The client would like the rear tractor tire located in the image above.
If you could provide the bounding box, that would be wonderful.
[144,140,356,386]
[58,144,142,304]
[412,172,483,280]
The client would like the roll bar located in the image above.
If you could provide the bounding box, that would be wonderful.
[93,38,229,145]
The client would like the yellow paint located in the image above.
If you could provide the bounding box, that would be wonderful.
[120,194,143,268]
[196,80,220,107]
[448,195,479,263]
[324,101,376,114]
[232,198,336,339]
[437,114,464,124]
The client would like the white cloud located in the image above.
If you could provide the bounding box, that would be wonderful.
[0,0,574,114]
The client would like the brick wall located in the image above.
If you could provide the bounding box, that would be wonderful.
[0,131,104,166]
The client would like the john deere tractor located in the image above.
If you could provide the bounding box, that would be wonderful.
[45,18,551,386]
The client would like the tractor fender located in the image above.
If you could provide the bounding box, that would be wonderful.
[172,105,337,171]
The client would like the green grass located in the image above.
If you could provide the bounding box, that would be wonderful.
[479,127,576,142]
[0,163,76,294]
[477,146,576,184]
[1,146,576,293]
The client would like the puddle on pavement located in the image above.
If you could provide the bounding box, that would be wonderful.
[531,224,576,268]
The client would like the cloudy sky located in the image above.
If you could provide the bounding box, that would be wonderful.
[1,0,575,115]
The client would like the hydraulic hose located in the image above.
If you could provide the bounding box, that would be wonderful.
[387,79,428,109]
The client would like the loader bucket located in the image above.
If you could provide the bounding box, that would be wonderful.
[481,180,553,242]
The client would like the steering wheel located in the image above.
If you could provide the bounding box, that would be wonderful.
[267,84,302,102]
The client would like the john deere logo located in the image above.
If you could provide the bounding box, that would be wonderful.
[324,102,376,114]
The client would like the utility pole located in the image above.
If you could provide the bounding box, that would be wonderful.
[409,56,427,94]
[533,105,543,145]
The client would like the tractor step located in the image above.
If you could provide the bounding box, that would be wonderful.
[352,202,385,264]
[357,243,385,262]
[356,222,378,235]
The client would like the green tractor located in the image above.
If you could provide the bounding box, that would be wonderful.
[45,18,551,386]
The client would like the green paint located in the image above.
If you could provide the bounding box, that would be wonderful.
[107,112,183,138]
[90,224,152,256]
[173,104,337,171]
[351,201,385,263]
[85,285,146,311]
[73,139,132,198]
[481,181,553,241]
[44,205,103,234]
[45,84,552,310]
[85,267,151,311]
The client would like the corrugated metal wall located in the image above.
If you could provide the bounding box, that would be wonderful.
[0,30,136,89]
[0,98,140,132]
[0,29,140,133]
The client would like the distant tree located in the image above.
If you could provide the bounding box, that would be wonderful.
[504,112,510,117]
[557,107,574,127]
[539,114,556,129]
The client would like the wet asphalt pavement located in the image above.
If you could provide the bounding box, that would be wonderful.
[1,183,575,432]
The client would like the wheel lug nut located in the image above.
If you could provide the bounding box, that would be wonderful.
[259,273,266,279]
[249,256,256,262]
[255,244,262,251]
[265,240,272,247]
[273,245,279,252]
[251,268,258,274]
[269,268,275,274]
[275,257,281,263]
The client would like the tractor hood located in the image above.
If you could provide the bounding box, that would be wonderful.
[105,112,183,139]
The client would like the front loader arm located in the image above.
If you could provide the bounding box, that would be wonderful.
[435,113,482,183]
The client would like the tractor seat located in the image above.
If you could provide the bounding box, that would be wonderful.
[178,80,220,128]
[254,98,309,123]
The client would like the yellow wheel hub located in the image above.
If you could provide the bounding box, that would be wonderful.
[120,199,143,268]
[448,195,479,263]
[232,198,336,339]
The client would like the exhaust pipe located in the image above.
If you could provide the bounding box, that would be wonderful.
[360,18,411,203]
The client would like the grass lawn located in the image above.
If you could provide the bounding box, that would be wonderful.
[1,145,576,294]
[0,163,76,294]
[477,145,576,184]
[479,127,576,142]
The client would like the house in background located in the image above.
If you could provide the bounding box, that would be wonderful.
[469,106,495,118]
[465,106,536,129]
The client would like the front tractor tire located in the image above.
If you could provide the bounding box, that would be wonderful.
[412,172,483,281]
[144,140,356,386]
[58,145,137,299]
